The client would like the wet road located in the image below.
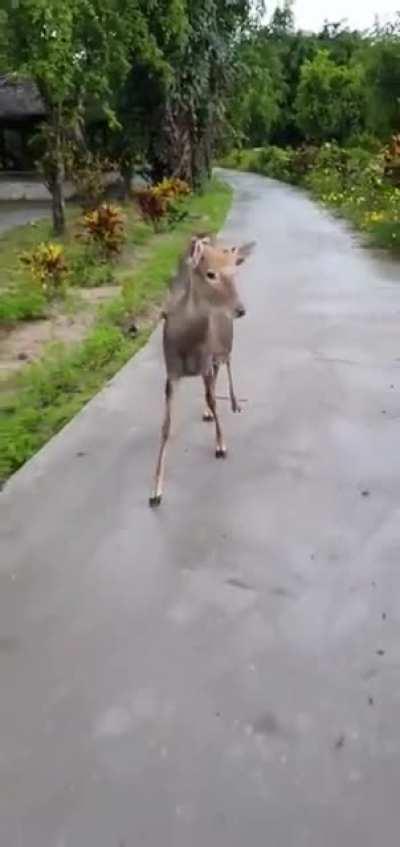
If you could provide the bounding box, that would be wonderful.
[1,170,400,846]
[0,202,50,235]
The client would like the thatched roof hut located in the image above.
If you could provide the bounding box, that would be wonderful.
[0,75,46,123]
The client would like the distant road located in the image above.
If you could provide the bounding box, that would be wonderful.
[0,201,50,235]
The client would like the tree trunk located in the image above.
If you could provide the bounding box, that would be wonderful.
[51,105,66,236]
[121,165,133,200]
[150,100,194,186]
[52,171,65,236]
[191,126,213,189]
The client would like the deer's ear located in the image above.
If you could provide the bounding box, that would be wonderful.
[235,241,256,265]
[189,237,205,269]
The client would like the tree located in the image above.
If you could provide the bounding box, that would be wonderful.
[2,0,147,233]
[135,0,264,186]
[364,15,400,138]
[295,50,366,143]
[269,0,294,37]
[108,0,188,195]
[226,31,286,147]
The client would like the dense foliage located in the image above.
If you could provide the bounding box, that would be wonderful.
[0,0,263,231]
[0,0,399,235]
[227,3,400,149]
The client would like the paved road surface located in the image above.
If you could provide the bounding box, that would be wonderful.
[1,171,400,846]
[0,201,50,235]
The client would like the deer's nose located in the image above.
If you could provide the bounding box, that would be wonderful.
[235,305,246,319]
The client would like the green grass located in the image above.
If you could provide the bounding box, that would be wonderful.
[0,209,78,321]
[0,205,157,323]
[0,178,232,483]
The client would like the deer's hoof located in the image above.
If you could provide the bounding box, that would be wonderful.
[149,494,162,508]
[203,410,213,422]
[232,403,242,414]
[215,447,227,459]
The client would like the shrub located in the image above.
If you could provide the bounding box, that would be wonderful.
[223,141,400,255]
[257,146,294,180]
[20,242,68,300]
[347,132,382,153]
[367,220,400,252]
[135,178,191,229]
[69,249,115,288]
[79,203,126,258]
[384,134,400,187]
[0,285,46,323]
[135,187,168,225]
[72,152,118,210]
[154,177,191,201]
[290,145,319,182]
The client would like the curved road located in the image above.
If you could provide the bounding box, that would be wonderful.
[0,202,50,235]
[1,171,400,846]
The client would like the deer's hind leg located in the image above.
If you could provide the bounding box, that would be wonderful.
[203,369,227,459]
[149,377,176,507]
[226,359,241,413]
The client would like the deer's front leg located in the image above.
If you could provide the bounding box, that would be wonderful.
[149,377,176,507]
[203,371,227,458]
[202,361,219,422]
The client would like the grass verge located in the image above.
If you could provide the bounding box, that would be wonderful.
[0,178,232,484]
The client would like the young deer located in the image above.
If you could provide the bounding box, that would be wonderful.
[163,235,255,421]
[149,237,247,507]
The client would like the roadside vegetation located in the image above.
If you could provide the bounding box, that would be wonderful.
[221,140,400,254]
[1,0,251,482]
[0,179,232,483]
[220,3,400,254]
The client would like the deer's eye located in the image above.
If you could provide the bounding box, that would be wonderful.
[207,270,217,280]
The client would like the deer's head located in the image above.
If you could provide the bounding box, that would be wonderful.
[189,237,246,318]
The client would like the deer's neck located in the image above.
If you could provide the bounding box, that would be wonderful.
[187,268,213,310]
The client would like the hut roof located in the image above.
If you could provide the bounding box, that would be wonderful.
[0,75,46,120]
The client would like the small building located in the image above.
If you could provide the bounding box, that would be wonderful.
[0,75,46,171]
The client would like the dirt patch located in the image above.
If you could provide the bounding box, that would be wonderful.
[79,285,119,306]
[0,285,119,375]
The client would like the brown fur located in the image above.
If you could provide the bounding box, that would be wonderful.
[149,238,246,506]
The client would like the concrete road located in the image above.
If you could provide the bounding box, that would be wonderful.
[0,201,50,235]
[1,170,400,847]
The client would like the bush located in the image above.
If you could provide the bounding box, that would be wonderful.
[0,285,46,323]
[20,242,68,300]
[79,203,126,258]
[72,152,118,210]
[69,249,115,288]
[289,145,319,183]
[220,146,294,181]
[347,132,382,153]
[384,134,400,187]
[255,146,294,180]
[223,141,400,254]
[135,177,191,229]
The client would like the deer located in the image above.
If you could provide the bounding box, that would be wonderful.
[149,236,251,507]
[162,234,255,421]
